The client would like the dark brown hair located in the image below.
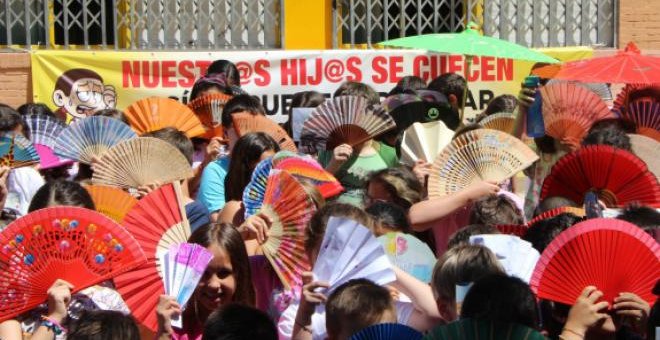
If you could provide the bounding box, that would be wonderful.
[367,166,423,210]
[67,310,140,340]
[28,179,95,213]
[469,194,524,226]
[224,132,280,201]
[54,68,103,94]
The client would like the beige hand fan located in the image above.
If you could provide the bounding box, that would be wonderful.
[479,112,515,134]
[540,82,614,142]
[300,96,396,152]
[400,121,454,165]
[91,137,194,189]
[629,134,660,181]
[428,129,539,198]
[231,112,298,152]
[124,97,206,138]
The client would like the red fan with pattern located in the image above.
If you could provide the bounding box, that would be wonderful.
[531,218,660,305]
[232,112,297,152]
[187,93,233,139]
[275,156,344,198]
[0,207,146,322]
[541,145,660,207]
[114,182,191,331]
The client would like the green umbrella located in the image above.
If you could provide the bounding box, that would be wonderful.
[380,22,559,121]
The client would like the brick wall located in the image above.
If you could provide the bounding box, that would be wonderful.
[0,52,32,109]
[619,0,660,49]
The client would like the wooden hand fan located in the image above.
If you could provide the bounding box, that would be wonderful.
[25,114,66,147]
[114,182,191,331]
[84,185,138,223]
[0,206,146,322]
[527,206,585,227]
[428,129,539,198]
[54,116,137,164]
[540,82,614,142]
[622,100,660,142]
[124,97,206,138]
[400,121,454,165]
[540,145,660,207]
[530,218,660,305]
[425,319,546,340]
[187,93,233,139]
[0,133,40,168]
[479,112,515,134]
[231,112,297,152]
[629,134,660,181]
[257,171,316,290]
[300,96,396,152]
[91,137,194,189]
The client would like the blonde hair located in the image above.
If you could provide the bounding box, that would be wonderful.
[368,167,422,209]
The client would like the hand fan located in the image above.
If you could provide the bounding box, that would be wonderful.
[0,133,40,168]
[612,83,659,117]
[91,137,194,189]
[274,156,344,199]
[424,319,546,340]
[300,96,396,152]
[84,185,138,223]
[400,121,454,165]
[546,78,613,101]
[313,217,396,296]
[427,129,539,198]
[530,218,660,305]
[495,224,529,237]
[622,100,660,142]
[187,93,233,139]
[629,134,660,180]
[243,157,274,218]
[114,182,191,331]
[540,82,614,142]
[0,206,146,322]
[124,97,206,138]
[257,171,316,290]
[350,323,422,340]
[383,93,458,132]
[231,112,297,152]
[377,232,436,283]
[540,145,660,206]
[478,112,515,134]
[24,114,66,147]
[160,243,213,328]
[527,206,585,226]
[469,234,540,283]
[54,116,137,164]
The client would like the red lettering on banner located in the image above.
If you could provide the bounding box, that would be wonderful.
[413,56,429,81]
[306,58,323,85]
[178,60,196,87]
[122,61,141,88]
[254,60,271,86]
[371,56,388,84]
[143,61,160,88]
[389,56,404,82]
[280,59,298,86]
[481,56,495,81]
[346,57,362,81]
[497,58,513,81]
[448,55,462,74]
[299,59,308,85]
[467,56,479,82]
[195,60,211,75]
[161,61,177,87]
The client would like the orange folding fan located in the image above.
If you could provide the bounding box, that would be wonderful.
[114,182,190,331]
[232,112,297,152]
[540,82,614,142]
[84,185,138,223]
[124,97,206,138]
[187,93,233,139]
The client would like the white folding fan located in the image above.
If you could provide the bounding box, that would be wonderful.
[469,234,540,283]
[400,121,454,165]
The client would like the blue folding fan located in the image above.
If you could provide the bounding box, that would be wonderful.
[25,114,66,147]
[0,133,40,168]
[54,116,137,164]
[350,323,422,340]
[242,157,274,217]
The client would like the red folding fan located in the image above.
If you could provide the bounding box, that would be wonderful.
[612,83,659,117]
[527,207,586,227]
[0,206,146,322]
[621,100,660,142]
[530,218,660,305]
[231,112,297,152]
[540,145,660,207]
[187,93,233,139]
[113,182,191,331]
[275,156,344,198]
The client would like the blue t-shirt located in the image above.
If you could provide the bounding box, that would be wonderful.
[198,156,230,213]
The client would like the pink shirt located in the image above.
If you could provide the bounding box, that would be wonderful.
[431,206,471,257]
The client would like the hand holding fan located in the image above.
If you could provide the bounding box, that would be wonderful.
[231,112,297,152]
[124,97,206,138]
[400,121,454,165]
[187,93,233,139]
[84,185,138,223]
[54,116,137,164]
[428,129,539,198]
[114,182,191,331]
[0,207,146,322]
[478,112,515,134]
[377,232,436,283]
[91,137,194,189]
[300,96,396,152]
[530,218,660,305]
[0,133,40,168]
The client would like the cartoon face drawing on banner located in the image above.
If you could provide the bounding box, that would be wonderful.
[52,68,117,121]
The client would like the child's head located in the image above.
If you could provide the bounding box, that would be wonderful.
[365,201,410,235]
[523,213,582,253]
[427,73,467,109]
[582,123,632,151]
[142,127,195,166]
[202,303,276,340]
[305,203,374,264]
[0,104,26,135]
[224,132,279,201]
[482,94,518,116]
[207,59,241,87]
[460,274,539,329]
[388,76,427,95]
[221,94,266,127]
[333,81,381,105]
[366,166,423,210]
[325,279,396,340]
[67,310,140,340]
[190,73,233,101]
[188,223,255,313]
[469,194,524,226]
[93,108,128,124]
[285,91,326,136]
[431,245,504,321]
[447,224,500,250]
[28,179,95,212]
[617,204,660,239]
[16,102,57,118]
[533,196,578,216]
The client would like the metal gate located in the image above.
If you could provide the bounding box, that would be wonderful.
[0,0,283,50]
[333,0,617,48]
